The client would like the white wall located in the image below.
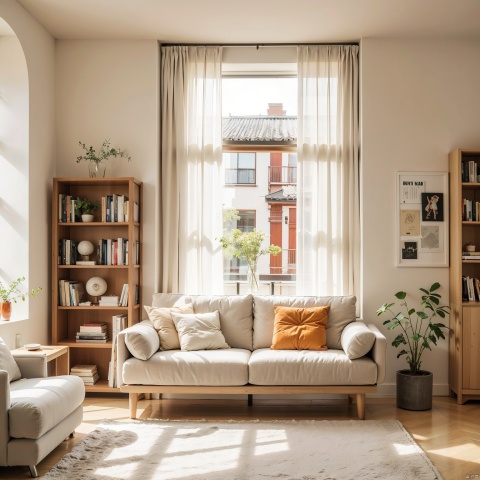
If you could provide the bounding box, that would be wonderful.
[0,0,55,349]
[55,40,159,309]
[361,38,480,395]
[0,35,29,322]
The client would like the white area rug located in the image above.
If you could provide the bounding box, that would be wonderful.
[41,419,442,480]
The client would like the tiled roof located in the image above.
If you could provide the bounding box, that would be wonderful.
[265,187,297,203]
[223,116,297,144]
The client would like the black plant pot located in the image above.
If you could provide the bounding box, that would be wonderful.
[396,370,433,411]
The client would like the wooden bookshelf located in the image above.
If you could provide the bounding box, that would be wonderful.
[52,177,142,392]
[449,149,480,404]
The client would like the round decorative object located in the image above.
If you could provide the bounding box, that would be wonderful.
[77,240,94,257]
[24,343,41,351]
[86,276,107,299]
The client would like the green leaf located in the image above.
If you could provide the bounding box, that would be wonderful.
[430,282,440,292]
[394,312,405,321]
[395,291,406,300]
[417,311,427,320]
[437,310,445,318]
[382,320,391,325]
[408,308,415,315]
[396,350,408,358]
[419,288,429,295]
[412,333,421,341]
[429,296,440,305]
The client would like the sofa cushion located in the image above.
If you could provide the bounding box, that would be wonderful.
[253,295,356,350]
[152,294,254,350]
[248,349,377,386]
[171,311,230,351]
[124,320,160,360]
[9,375,85,439]
[0,337,21,382]
[144,303,193,350]
[341,321,376,360]
[271,306,329,351]
[122,348,251,386]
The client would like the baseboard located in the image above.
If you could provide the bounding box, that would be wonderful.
[376,382,450,397]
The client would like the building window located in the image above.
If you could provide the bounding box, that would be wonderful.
[226,210,256,274]
[224,152,256,185]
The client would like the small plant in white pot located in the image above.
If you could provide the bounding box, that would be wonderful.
[75,199,99,222]
[376,282,450,410]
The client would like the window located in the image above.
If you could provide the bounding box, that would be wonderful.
[222,76,297,294]
[224,152,256,185]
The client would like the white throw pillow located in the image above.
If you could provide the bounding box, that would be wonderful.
[0,336,21,381]
[144,303,194,350]
[170,311,230,351]
[124,321,160,360]
[340,321,376,360]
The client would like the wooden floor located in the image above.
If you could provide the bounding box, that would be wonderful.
[0,395,479,479]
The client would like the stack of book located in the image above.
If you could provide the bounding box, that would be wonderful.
[76,323,108,343]
[70,365,99,385]
[462,251,480,260]
[58,280,86,306]
[98,295,119,307]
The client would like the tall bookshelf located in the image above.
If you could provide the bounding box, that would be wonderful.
[449,149,480,404]
[52,177,142,392]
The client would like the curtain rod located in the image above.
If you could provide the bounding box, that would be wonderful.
[160,42,359,48]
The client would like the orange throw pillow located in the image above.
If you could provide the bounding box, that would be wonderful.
[270,305,330,350]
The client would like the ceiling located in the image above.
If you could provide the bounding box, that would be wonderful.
[14,0,480,43]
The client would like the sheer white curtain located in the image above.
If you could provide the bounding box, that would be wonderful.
[160,46,224,294]
[296,45,360,297]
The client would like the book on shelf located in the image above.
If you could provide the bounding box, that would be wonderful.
[462,276,480,302]
[119,284,129,306]
[76,334,108,340]
[101,193,129,223]
[70,364,98,374]
[82,373,100,385]
[108,314,128,388]
[75,338,109,343]
[80,323,107,333]
[124,200,139,223]
[98,295,119,307]
[58,280,86,306]
[76,260,96,265]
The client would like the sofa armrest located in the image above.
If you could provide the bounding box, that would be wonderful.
[366,324,387,384]
[0,371,10,465]
[11,352,47,379]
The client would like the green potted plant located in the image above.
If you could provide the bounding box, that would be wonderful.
[75,198,100,222]
[219,228,281,292]
[76,139,131,178]
[376,282,450,410]
[0,276,42,321]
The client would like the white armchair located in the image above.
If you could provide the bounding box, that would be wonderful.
[0,338,84,477]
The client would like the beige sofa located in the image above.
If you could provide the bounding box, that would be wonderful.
[117,294,386,420]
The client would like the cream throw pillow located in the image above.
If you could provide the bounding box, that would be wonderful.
[170,311,230,351]
[0,336,21,382]
[144,303,194,350]
[124,321,159,360]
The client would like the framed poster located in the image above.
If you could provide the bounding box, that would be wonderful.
[396,172,449,267]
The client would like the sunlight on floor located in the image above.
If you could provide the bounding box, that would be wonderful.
[429,443,480,460]
[393,442,419,456]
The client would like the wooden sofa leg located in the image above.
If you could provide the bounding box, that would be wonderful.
[130,393,138,419]
[356,393,365,420]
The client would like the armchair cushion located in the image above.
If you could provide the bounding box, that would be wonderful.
[341,321,376,360]
[9,375,85,439]
[0,337,21,382]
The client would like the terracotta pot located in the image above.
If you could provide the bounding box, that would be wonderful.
[1,301,12,321]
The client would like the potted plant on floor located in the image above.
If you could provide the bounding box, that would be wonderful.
[0,276,42,321]
[376,282,450,410]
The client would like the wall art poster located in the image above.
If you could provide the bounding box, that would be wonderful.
[402,241,418,259]
[421,192,444,222]
[401,179,425,204]
[400,210,420,236]
[420,225,443,253]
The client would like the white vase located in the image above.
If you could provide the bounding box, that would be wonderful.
[247,264,260,293]
[81,214,94,223]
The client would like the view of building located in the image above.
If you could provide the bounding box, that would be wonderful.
[222,103,297,290]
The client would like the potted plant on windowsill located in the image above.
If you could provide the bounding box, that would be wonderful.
[75,198,100,222]
[376,282,449,410]
[76,139,131,178]
[0,276,42,321]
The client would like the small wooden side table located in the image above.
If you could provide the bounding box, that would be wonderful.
[11,345,69,376]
